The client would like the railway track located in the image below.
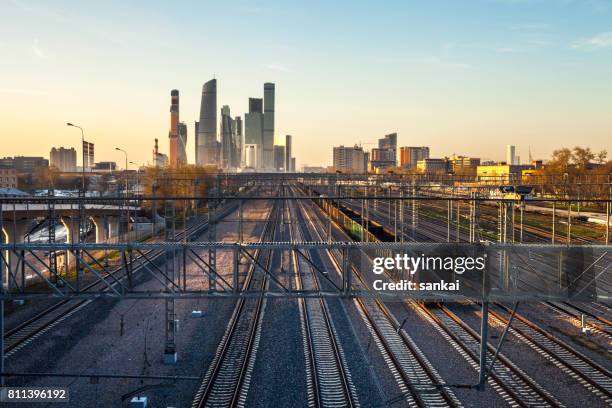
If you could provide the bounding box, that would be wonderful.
[358,191,612,403]
[489,303,612,403]
[305,185,583,406]
[336,185,609,307]
[291,199,358,408]
[544,302,612,341]
[191,200,279,408]
[583,302,612,318]
[296,188,461,407]
[3,208,227,357]
[324,185,612,403]
[419,303,563,407]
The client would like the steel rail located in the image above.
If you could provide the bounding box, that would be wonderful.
[192,200,279,408]
[292,197,357,408]
[297,185,461,408]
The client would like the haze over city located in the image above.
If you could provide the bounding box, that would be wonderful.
[2,0,612,168]
[2,2,612,408]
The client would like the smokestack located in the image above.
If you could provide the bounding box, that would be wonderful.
[169,89,180,167]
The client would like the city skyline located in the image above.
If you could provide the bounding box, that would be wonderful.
[2,1,612,168]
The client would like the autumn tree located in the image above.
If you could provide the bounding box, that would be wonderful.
[571,146,595,170]
[596,150,608,165]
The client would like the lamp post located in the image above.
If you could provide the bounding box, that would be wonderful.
[130,161,140,196]
[116,148,129,238]
[66,123,85,193]
[115,148,128,197]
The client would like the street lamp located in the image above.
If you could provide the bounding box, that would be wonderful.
[130,161,140,196]
[116,148,130,239]
[115,147,128,196]
[66,122,85,193]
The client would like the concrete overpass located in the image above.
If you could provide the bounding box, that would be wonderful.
[1,203,139,289]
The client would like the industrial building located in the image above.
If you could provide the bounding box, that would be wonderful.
[153,138,168,167]
[168,89,187,167]
[93,161,117,172]
[477,163,534,184]
[449,155,480,174]
[168,89,179,167]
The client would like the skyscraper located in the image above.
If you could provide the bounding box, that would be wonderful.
[263,83,275,169]
[235,116,243,168]
[506,145,516,165]
[249,98,263,113]
[194,121,199,164]
[274,145,285,171]
[245,98,264,168]
[285,135,292,172]
[177,122,187,165]
[220,105,237,169]
[197,79,218,166]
